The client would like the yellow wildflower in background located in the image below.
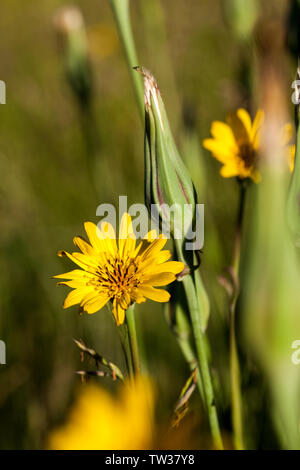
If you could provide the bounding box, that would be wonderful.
[203,108,263,183]
[48,378,154,450]
[203,109,296,181]
[281,123,296,172]
[55,213,184,325]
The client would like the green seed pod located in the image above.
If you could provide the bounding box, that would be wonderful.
[138,67,210,332]
[137,67,198,258]
[54,6,92,108]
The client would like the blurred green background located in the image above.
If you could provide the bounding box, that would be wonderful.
[0,0,295,449]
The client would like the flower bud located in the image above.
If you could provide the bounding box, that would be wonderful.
[138,67,210,333]
[137,67,197,255]
[54,6,92,107]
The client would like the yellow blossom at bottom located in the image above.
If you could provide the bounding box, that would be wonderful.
[48,378,154,450]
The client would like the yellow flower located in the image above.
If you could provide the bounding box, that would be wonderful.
[289,145,296,173]
[55,213,184,325]
[281,123,296,172]
[203,108,263,183]
[203,109,296,181]
[48,378,154,450]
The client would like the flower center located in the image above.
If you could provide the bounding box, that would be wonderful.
[94,255,140,297]
[239,143,256,169]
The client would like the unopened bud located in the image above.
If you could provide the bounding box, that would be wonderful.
[54,6,92,106]
[137,67,197,255]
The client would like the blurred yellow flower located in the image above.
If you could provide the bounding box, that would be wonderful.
[55,213,184,325]
[87,23,119,60]
[281,123,296,172]
[203,108,263,183]
[48,378,154,450]
[203,109,296,182]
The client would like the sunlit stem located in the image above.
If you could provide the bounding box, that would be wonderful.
[125,304,141,376]
[229,182,246,450]
[109,0,144,120]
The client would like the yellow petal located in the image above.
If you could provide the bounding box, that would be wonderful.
[119,213,136,258]
[251,109,264,143]
[138,285,170,302]
[220,164,240,178]
[57,251,94,271]
[84,222,106,253]
[203,138,236,164]
[63,287,94,309]
[134,239,150,257]
[250,169,261,184]
[73,236,95,256]
[287,144,296,172]
[54,269,93,280]
[119,292,131,310]
[227,110,249,144]
[99,221,118,257]
[144,260,184,275]
[80,290,100,305]
[140,235,167,261]
[83,293,110,314]
[144,229,158,241]
[101,220,116,239]
[156,250,172,264]
[144,272,176,286]
[71,252,99,270]
[134,229,159,257]
[112,299,126,326]
[280,123,294,147]
[119,213,133,239]
[130,289,146,304]
[210,121,237,148]
[57,279,89,288]
[237,108,252,139]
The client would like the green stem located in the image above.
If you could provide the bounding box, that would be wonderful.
[125,304,141,376]
[229,182,246,450]
[175,241,223,450]
[117,323,134,378]
[109,0,144,120]
[176,330,205,404]
[184,274,223,449]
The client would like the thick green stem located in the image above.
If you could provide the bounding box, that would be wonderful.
[183,274,223,449]
[229,182,246,450]
[125,305,141,376]
[109,0,144,120]
[175,241,223,450]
